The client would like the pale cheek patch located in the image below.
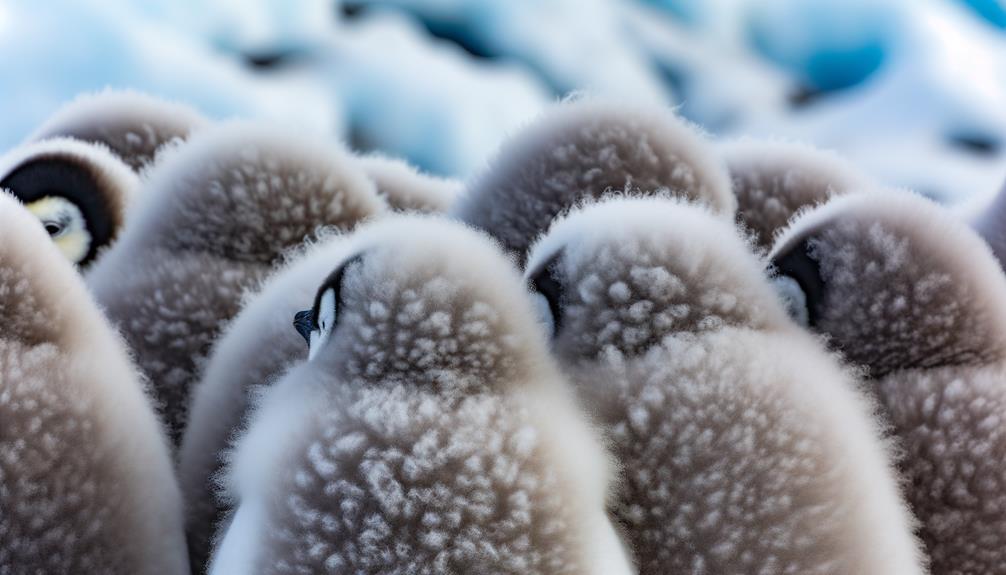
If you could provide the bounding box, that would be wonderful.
[54,233,92,264]
[773,275,809,327]
[309,289,337,361]
[531,292,555,338]
[27,197,91,264]
[308,330,325,361]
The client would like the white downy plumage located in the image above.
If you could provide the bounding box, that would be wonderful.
[356,153,462,213]
[0,192,188,574]
[451,98,736,266]
[179,236,355,572]
[526,196,925,574]
[720,137,873,250]
[85,122,386,444]
[772,189,1006,573]
[29,89,209,171]
[211,215,633,574]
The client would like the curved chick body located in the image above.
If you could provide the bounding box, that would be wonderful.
[86,123,386,442]
[527,198,925,574]
[30,90,209,171]
[179,238,354,571]
[772,190,1006,572]
[210,217,632,575]
[720,138,871,250]
[451,98,735,266]
[357,153,461,213]
[0,193,187,574]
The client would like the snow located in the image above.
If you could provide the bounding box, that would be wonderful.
[0,0,337,153]
[2,0,1006,200]
[746,0,900,91]
[956,0,1006,28]
[346,0,672,104]
[739,0,1006,203]
[319,11,550,175]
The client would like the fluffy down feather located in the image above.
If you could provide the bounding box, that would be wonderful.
[86,122,386,443]
[451,98,735,266]
[179,237,354,572]
[720,138,872,250]
[526,197,925,574]
[0,137,138,268]
[210,216,632,575]
[772,190,1006,573]
[0,192,187,574]
[29,90,209,171]
[357,154,461,213]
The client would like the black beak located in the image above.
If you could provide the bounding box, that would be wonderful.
[293,310,313,344]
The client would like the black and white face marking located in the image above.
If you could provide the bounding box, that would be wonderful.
[771,237,825,327]
[528,251,564,338]
[293,254,364,360]
[0,155,115,266]
[25,196,91,263]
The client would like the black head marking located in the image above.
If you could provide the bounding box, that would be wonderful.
[771,236,825,327]
[528,250,565,337]
[312,253,365,328]
[292,253,366,348]
[0,155,115,266]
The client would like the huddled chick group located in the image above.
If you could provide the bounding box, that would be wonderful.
[1,91,1005,575]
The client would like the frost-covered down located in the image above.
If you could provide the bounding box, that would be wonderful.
[525,198,925,574]
[771,190,1006,572]
[212,216,631,574]
[30,90,210,171]
[86,123,386,443]
[0,193,187,574]
[357,153,462,213]
[452,99,735,266]
[179,237,355,572]
[0,137,139,268]
[720,138,873,250]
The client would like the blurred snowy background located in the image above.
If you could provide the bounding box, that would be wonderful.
[4,0,1006,204]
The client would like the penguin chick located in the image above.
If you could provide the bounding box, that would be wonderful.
[525,197,925,575]
[0,193,188,575]
[209,216,633,575]
[86,123,386,443]
[30,90,209,171]
[451,98,735,266]
[0,138,138,268]
[771,190,1006,573]
[357,153,462,213]
[720,138,871,250]
[179,237,355,573]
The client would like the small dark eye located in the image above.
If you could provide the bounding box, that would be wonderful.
[44,222,64,236]
[293,309,313,344]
